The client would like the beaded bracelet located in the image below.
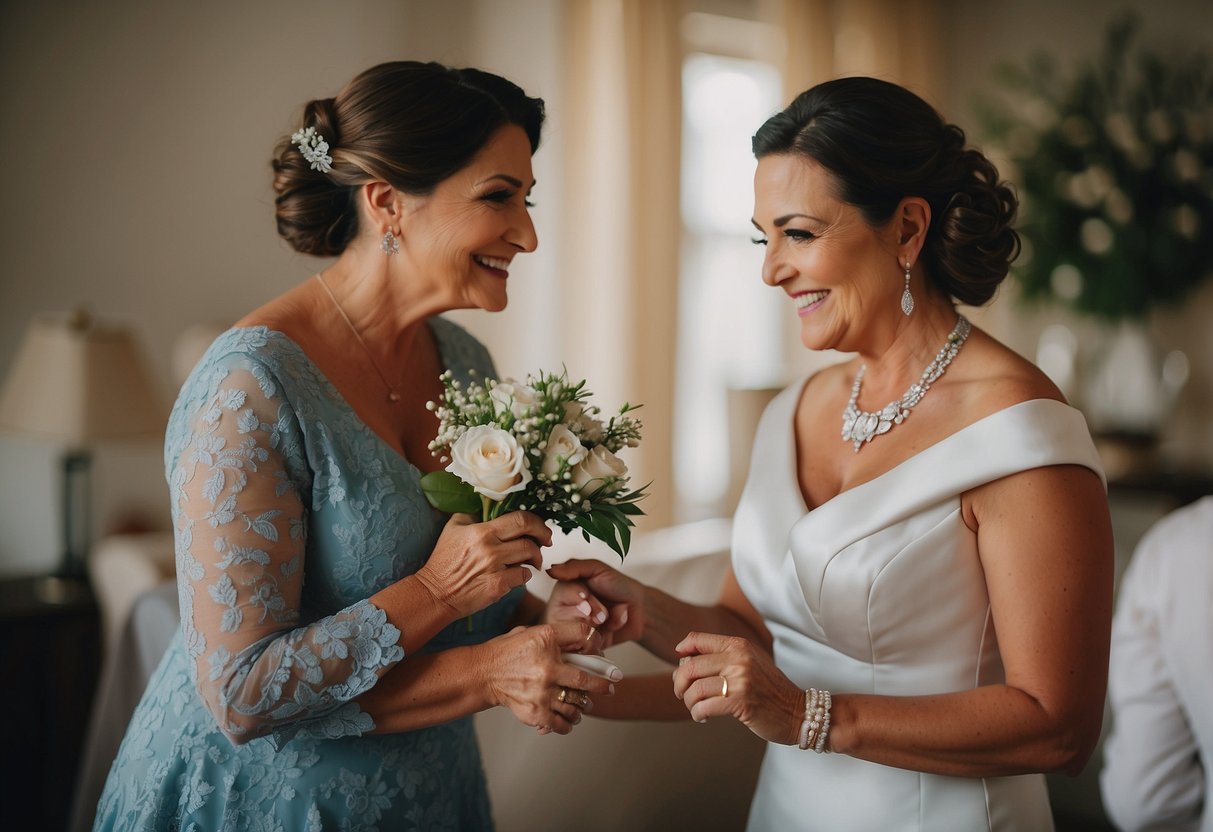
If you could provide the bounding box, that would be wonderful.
[797,687,832,753]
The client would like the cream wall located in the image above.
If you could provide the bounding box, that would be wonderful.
[3,0,1212,576]
[0,0,567,576]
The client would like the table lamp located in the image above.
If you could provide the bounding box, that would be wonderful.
[0,309,166,585]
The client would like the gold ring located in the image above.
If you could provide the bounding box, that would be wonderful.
[557,688,569,704]
[585,625,597,642]
[575,692,591,709]
[721,676,729,698]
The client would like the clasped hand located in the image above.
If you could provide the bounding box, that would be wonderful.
[416,511,551,618]
[547,558,803,744]
[673,632,802,745]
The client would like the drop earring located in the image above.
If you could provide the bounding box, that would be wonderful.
[381,228,400,256]
[900,260,914,316]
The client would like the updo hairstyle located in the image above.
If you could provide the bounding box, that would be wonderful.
[272,61,546,257]
[752,76,1018,306]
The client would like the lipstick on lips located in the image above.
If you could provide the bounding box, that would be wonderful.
[794,289,829,316]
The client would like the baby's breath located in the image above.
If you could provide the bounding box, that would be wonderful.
[422,367,647,557]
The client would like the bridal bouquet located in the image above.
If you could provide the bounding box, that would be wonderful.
[420,369,646,558]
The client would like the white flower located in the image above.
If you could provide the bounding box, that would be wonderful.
[1080,218,1114,255]
[563,401,605,444]
[1171,149,1202,183]
[541,424,587,479]
[1049,264,1083,301]
[1172,204,1200,240]
[489,379,540,419]
[571,445,628,494]
[1104,188,1133,225]
[1145,109,1175,144]
[446,425,532,501]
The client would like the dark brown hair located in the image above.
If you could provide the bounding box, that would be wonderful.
[752,76,1018,306]
[272,61,546,256]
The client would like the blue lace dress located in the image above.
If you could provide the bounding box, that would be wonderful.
[94,322,523,832]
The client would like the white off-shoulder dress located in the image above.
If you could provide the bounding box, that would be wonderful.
[732,378,1104,831]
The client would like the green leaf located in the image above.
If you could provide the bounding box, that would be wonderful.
[419,471,481,515]
[579,509,631,560]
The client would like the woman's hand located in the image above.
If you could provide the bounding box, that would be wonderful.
[541,581,609,650]
[480,621,616,735]
[415,511,551,618]
[546,558,647,648]
[673,631,802,745]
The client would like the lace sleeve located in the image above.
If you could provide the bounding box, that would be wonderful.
[171,355,404,746]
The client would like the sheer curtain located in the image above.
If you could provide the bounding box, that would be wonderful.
[559,0,682,528]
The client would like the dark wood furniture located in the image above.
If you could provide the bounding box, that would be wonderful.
[0,576,101,832]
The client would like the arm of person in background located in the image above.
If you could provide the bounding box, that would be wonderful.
[176,358,607,747]
[1100,507,1206,832]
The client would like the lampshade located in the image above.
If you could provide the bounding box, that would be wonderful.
[0,310,166,445]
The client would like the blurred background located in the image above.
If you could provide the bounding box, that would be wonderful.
[1,1,1210,829]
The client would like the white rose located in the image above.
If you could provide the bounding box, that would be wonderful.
[541,424,588,479]
[489,379,540,419]
[446,425,533,501]
[563,401,605,444]
[571,445,628,494]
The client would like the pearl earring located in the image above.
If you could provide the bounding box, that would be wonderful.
[901,260,914,316]
[381,228,400,256]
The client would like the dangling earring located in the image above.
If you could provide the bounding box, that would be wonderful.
[381,228,400,256]
[900,260,914,316]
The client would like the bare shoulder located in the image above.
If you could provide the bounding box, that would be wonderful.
[953,325,1065,420]
[232,280,322,341]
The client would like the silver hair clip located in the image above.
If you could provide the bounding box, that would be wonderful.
[291,126,333,173]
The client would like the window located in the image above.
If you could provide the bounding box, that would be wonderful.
[675,45,783,520]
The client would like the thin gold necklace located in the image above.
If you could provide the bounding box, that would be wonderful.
[315,273,402,403]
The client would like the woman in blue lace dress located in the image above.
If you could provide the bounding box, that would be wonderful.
[94,61,612,832]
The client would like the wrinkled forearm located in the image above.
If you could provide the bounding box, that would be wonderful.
[358,643,495,735]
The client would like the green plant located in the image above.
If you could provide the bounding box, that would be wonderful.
[975,14,1213,320]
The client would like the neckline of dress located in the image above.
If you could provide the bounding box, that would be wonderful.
[222,322,454,478]
[786,374,1072,515]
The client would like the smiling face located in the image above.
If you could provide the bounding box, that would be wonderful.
[752,154,903,353]
[396,124,538,312]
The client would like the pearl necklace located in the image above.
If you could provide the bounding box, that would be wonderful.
[315,273,402,403]
[841,315,971,452]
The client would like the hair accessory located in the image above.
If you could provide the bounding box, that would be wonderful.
[798,687,832,752]
[841,315,971,452]
[290,126,333,173]
[381,228,400,256]
[901,260,915,316]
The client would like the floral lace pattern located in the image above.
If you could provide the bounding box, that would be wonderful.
[95,321,518,831]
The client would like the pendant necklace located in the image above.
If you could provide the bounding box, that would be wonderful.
[841,315,971,452]
[315,273,402,403]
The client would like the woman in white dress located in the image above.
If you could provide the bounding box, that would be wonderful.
[550,76,1114,830]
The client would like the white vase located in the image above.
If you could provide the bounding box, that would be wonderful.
[1080,319,1188,439]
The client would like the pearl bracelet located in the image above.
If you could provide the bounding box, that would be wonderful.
[797,687,832,753]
